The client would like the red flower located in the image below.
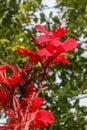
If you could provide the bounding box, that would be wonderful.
[0,64,18,87]
[0,64,16,86]
[14,47,31,56]
[38,38,77,66]
[30,97,43,111]
[35,24,67,44]
[0,96,21,130]
[29,97,54,128]
[14,48,41,63]
[0,64,23,109]
[0,96,54,130]
[15,24,77,67]
[30,109,54,128]
[0,24,78,130]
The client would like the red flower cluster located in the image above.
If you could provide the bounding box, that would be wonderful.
[0,96,54,130]
[0,63,54,129]
[0,24,77,130]
[15,24,77,67]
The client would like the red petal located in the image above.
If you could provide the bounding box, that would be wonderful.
[0,64,17,75]
[46,40,62,54]
[30,110,54,128]
[29,51,40,63]
[38,35,50,43]
[53,55,70,65]
[8,74,22,86]
[36,110,54,128]
[52,25,67,38]
[0,124,13,130]
[0,64,17,87]
[63,38,78,51]
[14,47,30,56]
[38,48,53,57]
[35,25,49,35]
[0,65,8,71]
[0,87,8,106]
[0,72,8,86]
[37,110,54,123]
[31,97,43,110]
[5,109,14,117]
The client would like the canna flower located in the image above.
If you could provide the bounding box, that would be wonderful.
[35,24,67,43]
[0,96,54,130]
[0,24,78,130]
[15,24,77,67]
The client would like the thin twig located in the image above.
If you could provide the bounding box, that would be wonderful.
[0,58,7,64]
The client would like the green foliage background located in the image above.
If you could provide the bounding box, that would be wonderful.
[0,0,87,129]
